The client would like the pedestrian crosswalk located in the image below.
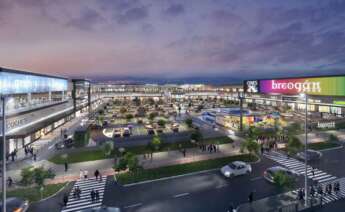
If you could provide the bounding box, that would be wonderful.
[263,151,337,183]
[264,151,345,205]
[291,177,345,204]
[61,176,107,212]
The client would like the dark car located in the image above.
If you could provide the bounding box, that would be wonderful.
[80,206,121,212]
[264,166,299,183]
[55,138,74,150]
[0,197,29,212]
[296,149,322,161]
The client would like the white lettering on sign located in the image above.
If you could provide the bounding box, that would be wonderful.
[272,80,321,93]
[246,81,258,93]
[317,122,335,129]
[5,118,28,130]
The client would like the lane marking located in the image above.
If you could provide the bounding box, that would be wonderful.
[124,203,143,209]
[250,177,262,181]
[216,184,227,189]
[173,193,190,198]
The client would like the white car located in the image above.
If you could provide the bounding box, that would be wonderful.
[221,161,252,178]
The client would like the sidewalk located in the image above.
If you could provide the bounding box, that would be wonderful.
[139,141,242,169]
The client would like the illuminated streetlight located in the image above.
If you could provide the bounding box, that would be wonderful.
[299,93,308,207]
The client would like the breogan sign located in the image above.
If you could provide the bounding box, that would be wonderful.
[245,76,345,96]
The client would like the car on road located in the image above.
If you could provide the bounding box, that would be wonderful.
[264,166,299,183]
[296,149,322,161]
[220,161,252,178]
[0,197,29,212]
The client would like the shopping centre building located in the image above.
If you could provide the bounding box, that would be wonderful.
[2,66,345,153]
[0,67,102,153]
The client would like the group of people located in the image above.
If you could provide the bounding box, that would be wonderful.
[6,146,37,162]
[297,181,341,203]
[6,149,18,162]
[199,144,217,153]
[90,189,100,203]
[79,169,102,181]
[73,186,82,199]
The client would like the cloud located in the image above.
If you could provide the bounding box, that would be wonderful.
[114,5,149,24]
[66,7,105,30]
[163,3,184,17]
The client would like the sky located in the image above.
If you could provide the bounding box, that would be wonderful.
[1,0,345,83]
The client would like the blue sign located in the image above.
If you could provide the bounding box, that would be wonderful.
[0,72,68,94]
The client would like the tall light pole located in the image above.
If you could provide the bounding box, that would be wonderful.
[238,92,244,132]
[300,93,308,207]
[1,95,7,212]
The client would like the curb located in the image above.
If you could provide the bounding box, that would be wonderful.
[35,182,72,203]
[318,144,344,152]
[122,155,261,187]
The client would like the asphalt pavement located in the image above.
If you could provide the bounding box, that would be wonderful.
[103,157,306,212]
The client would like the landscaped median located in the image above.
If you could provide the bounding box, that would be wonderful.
[308,141,342,150]
[48,136,233,164]
[116,154,258,185]
[2,183,67,202]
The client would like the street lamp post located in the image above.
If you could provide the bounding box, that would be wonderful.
[238,92,244,132]
[300,93,308,207]
[1,95,7,212]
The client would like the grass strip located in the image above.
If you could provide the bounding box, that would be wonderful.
[117,154,257,184]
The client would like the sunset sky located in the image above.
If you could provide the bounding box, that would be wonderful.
[1,0,345,82]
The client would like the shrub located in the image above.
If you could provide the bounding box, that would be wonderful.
[21,166,55,187]
[157,119,166,127]
[151,135,162,151]
[185,118,193,128]
[126,114,134,120]
[273,171,295,188]
[240,139,259,155]
[102,142,113,156]
[286,136,303,155]
[328,134,339,142]
[191,129,203,142]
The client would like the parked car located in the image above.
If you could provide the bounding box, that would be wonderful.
[171,123,179,133]
[264,166,299,183]
[123,127,131,137]
[220,161,252,178]
[113,129,121,137]
[0,197,29,212]
[296,149,322,161]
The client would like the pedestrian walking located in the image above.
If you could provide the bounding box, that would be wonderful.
[182,149,186,157]
[64,162,68,172]
[99,172,102,182]
[311,169,315,178]
[7,177,13,187]
[33,153,37,161]
[79,169,83,180]
[84,170,88,179]
[94,169,100,180]
[248,191,254,203]
[90,189,95,203]
[95,190,100,201]
[63,193,69,206]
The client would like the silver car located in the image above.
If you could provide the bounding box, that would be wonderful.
[220,161,252,178]
[296,149,322,161]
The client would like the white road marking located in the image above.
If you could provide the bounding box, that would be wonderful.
[173,193,190,198]
[250,177,262,181]
[124,203,143,209]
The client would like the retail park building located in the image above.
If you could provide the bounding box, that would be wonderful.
[1,67,345,153]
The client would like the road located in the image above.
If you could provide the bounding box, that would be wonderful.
[103,157,306,212]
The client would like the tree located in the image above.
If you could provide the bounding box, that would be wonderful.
[120,107,127,114]
[240,139,259,155]
[126,114,134,121]
[102,142,113,156]
[286,136,303,155]
[157,119,166,127]
[185,118,193,128]
[149,112,158,121]
[151,135,162,151]
[114,152,139,172]
[190,129,203,142]
[21,166,55,187]
[273,171,295,189]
